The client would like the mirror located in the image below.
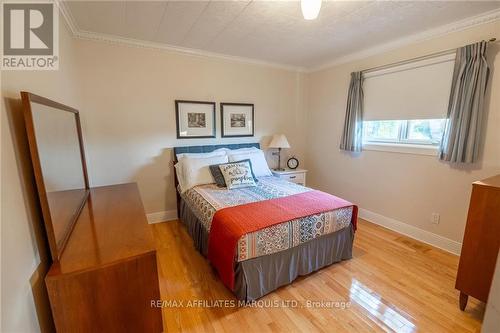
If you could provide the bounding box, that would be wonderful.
[22,92,89,261]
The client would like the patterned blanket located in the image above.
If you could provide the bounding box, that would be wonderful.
[181,177,353,262]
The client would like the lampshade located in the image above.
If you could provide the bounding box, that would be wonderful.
[269,134,290,149]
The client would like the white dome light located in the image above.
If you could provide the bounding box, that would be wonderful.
[301,0,322,20]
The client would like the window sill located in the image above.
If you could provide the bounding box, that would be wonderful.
[362,143,438,156]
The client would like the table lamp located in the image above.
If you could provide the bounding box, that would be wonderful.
[269,134,290,171]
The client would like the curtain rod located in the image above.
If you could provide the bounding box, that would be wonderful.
[361,38,498,75]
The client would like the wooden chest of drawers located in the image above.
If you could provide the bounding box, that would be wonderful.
[456,175,500,310]
[45,183,163,332]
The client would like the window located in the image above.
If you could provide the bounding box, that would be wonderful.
[361,53,454,155]
[363,119,446,146]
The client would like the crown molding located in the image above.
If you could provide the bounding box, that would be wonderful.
[73,29,307,72]
[55,0,306,73]
[56,0,78,35]
[56,2,500,74]
[309,8,500,73]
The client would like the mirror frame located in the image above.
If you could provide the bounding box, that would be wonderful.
[21,91,90,261]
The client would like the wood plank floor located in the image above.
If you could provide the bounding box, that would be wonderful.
[151,219,484,332]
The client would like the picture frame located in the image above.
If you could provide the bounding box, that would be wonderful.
[175,100,216,139]
[221,103,254,137]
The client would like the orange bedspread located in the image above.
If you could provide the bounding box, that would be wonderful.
[207,190,358,290]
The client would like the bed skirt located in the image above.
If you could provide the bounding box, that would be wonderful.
[179,198,354,301]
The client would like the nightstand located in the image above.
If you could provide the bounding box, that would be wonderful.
[271,169,307,186]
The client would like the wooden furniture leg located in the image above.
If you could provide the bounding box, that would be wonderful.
[459,291,468,311]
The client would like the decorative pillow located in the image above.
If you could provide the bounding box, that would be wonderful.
[218,160,257,190]
[227,149,272,177]
[177,154,228,193]
[210,159,258,187]
[209,164,227,187]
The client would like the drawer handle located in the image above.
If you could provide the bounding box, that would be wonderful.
[289,176,296,179]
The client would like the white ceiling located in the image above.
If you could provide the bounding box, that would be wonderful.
[63,1,500,69]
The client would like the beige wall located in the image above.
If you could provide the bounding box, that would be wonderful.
[1,19,81,332]
[2,10,499,332]
[74,40,306,215]
[305,21,500,244]
[1,15,307,331]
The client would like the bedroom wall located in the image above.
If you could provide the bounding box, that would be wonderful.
[1,15,305,330]
[1,17,81,332]
[305,20,500,250]
[73,39,306,219]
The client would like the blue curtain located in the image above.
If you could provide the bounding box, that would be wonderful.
[440,41,490,163]
[340,72,364,152]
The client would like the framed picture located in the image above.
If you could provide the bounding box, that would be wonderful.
[175,100,216,139]
[221,103,254,137]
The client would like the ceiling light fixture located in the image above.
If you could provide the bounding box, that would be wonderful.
[301,0,322,20]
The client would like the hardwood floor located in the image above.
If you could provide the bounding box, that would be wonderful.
[151,219,484,332]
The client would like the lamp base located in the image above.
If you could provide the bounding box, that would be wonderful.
[277,147,282,170]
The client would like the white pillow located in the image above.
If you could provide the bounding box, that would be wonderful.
[175,150,226,191]
[227,149,272,177]
[176,148,226,161]
[220,147,259,153]
[179,155,229,193]
[219,160,257,190]
[174,162,186,193]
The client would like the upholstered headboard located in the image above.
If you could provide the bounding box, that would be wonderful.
[173,142,260,162]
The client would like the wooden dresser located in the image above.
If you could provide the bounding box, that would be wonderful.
[45,183,163,332]
[456,175,500,310]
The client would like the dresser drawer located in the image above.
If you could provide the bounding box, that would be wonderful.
[280,173,305,185]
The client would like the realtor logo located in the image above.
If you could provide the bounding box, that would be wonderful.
[2,2,59,70]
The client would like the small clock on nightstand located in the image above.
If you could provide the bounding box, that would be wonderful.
[271,168,307,186]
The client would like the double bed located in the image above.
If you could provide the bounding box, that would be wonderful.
[173,143,356,301]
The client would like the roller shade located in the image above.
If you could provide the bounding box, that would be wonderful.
[363,54,455,120]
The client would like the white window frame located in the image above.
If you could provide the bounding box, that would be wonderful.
[363,142,439,156]
[362,119,444,156]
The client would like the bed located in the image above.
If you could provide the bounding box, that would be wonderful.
[173,143,356,301]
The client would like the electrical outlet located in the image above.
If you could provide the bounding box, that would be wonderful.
[431,213,440,225]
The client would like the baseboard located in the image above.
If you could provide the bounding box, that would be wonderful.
[147,210,178,224]
[358,208,462,255]
[146,207,462,254]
